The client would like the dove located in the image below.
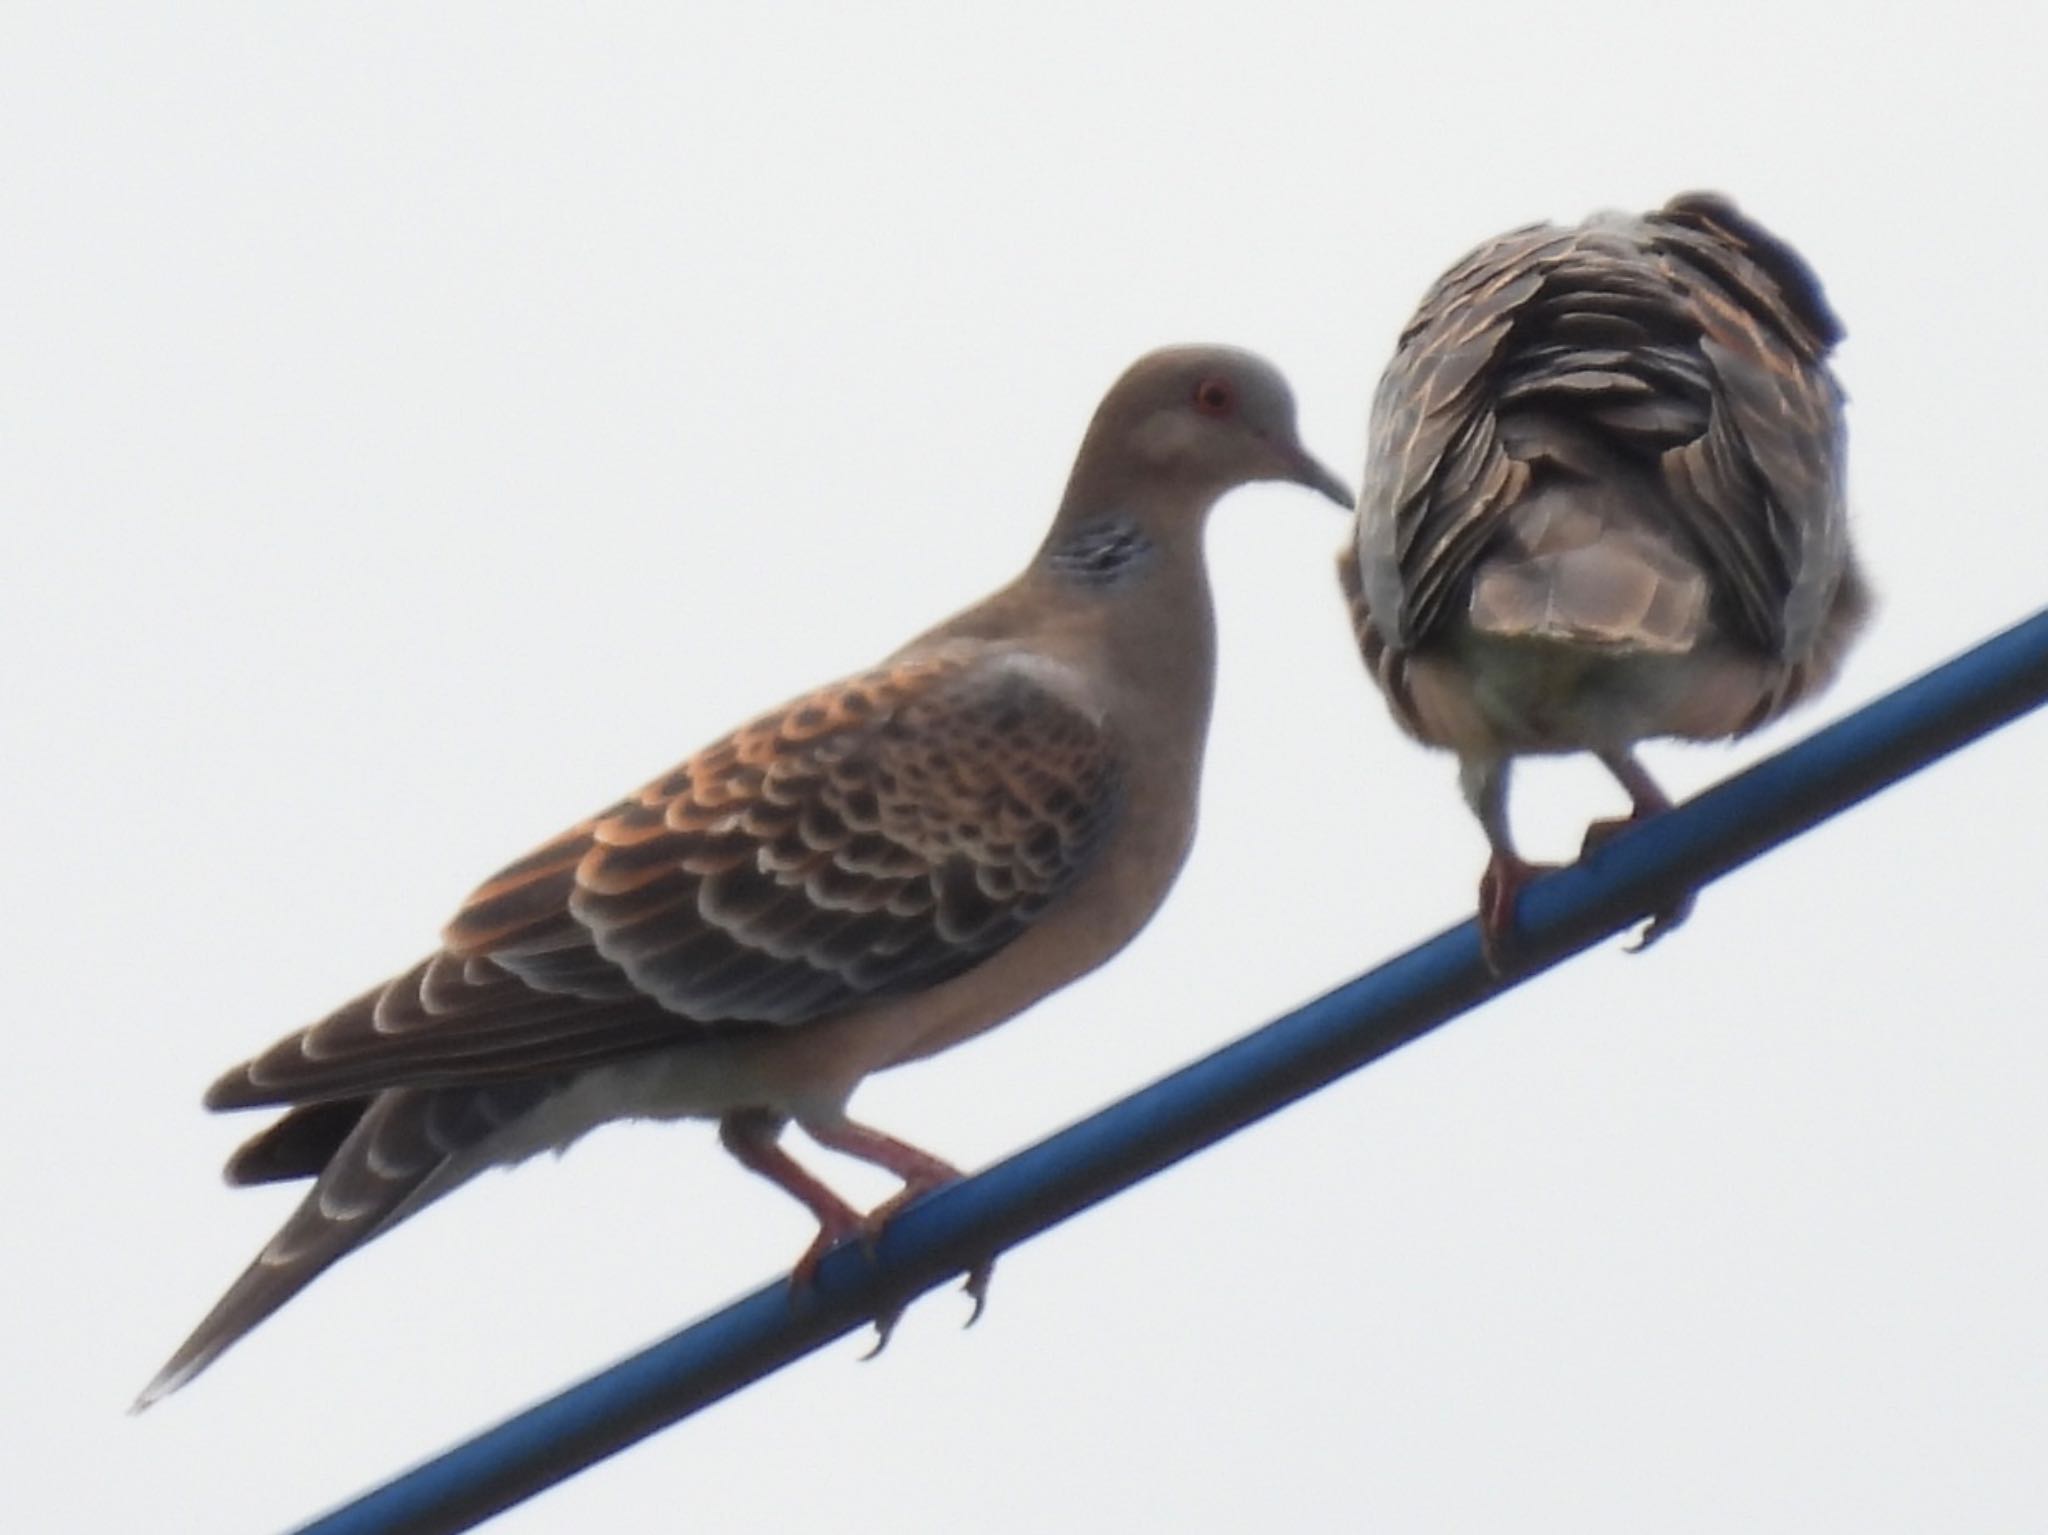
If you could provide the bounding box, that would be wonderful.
[1338,192,1870,964]
[137,344,1350,1408]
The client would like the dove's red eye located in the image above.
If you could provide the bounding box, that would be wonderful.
[1193,377,1235,416]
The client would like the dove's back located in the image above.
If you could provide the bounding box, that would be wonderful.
[1346,193,1869,754]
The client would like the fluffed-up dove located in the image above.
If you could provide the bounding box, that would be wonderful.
[137,344,1350,1408]
[1338,192,1870,964]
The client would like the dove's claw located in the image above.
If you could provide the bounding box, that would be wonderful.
[962,1259,995,1328]
[1623,890,1695,952]
[860,1306,905,1361]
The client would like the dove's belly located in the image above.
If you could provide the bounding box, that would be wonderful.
[1399,627,1771,757]
[437,777,1200,1176]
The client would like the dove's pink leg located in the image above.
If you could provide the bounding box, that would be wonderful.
[1465,755,1558,972]
[1585,748,1694,950]
[718,1108,865,1290]
[801,1117,965,1206]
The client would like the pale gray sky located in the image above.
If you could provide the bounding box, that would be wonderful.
[7,3,2046,1530]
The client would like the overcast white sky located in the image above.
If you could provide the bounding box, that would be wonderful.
[7,3,2047,1531]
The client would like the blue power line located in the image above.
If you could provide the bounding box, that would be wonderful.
[292,604,2048,1535]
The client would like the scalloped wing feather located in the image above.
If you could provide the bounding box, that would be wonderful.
[209,650,1123,1109]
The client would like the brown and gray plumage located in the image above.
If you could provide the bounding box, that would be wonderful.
[1338,192,1869,962]
[137,345,1349,1409]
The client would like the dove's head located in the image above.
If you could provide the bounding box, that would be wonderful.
[1060,345,1351,521]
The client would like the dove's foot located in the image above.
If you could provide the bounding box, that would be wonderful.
[1577,811,1696,952]
[852,1174,996,1358]
[1478,851,1560,973]
[1585,750,1695,950]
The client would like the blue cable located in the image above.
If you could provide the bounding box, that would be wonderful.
[293,604,2048,1535]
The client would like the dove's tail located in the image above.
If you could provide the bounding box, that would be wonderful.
[1466,460,1713,659]
[222,1096,374,1185]
[134,1081,546,1410]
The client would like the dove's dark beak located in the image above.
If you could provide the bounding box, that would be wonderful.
[1281,444,1354,510]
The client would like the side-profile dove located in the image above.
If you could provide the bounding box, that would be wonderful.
[1338,192,1870,963]
[138,345,1349,1408]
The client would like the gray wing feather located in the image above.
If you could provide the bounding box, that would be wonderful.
[1354,193,1848,663]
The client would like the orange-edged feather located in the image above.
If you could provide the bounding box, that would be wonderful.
[207,648,1122,1111]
